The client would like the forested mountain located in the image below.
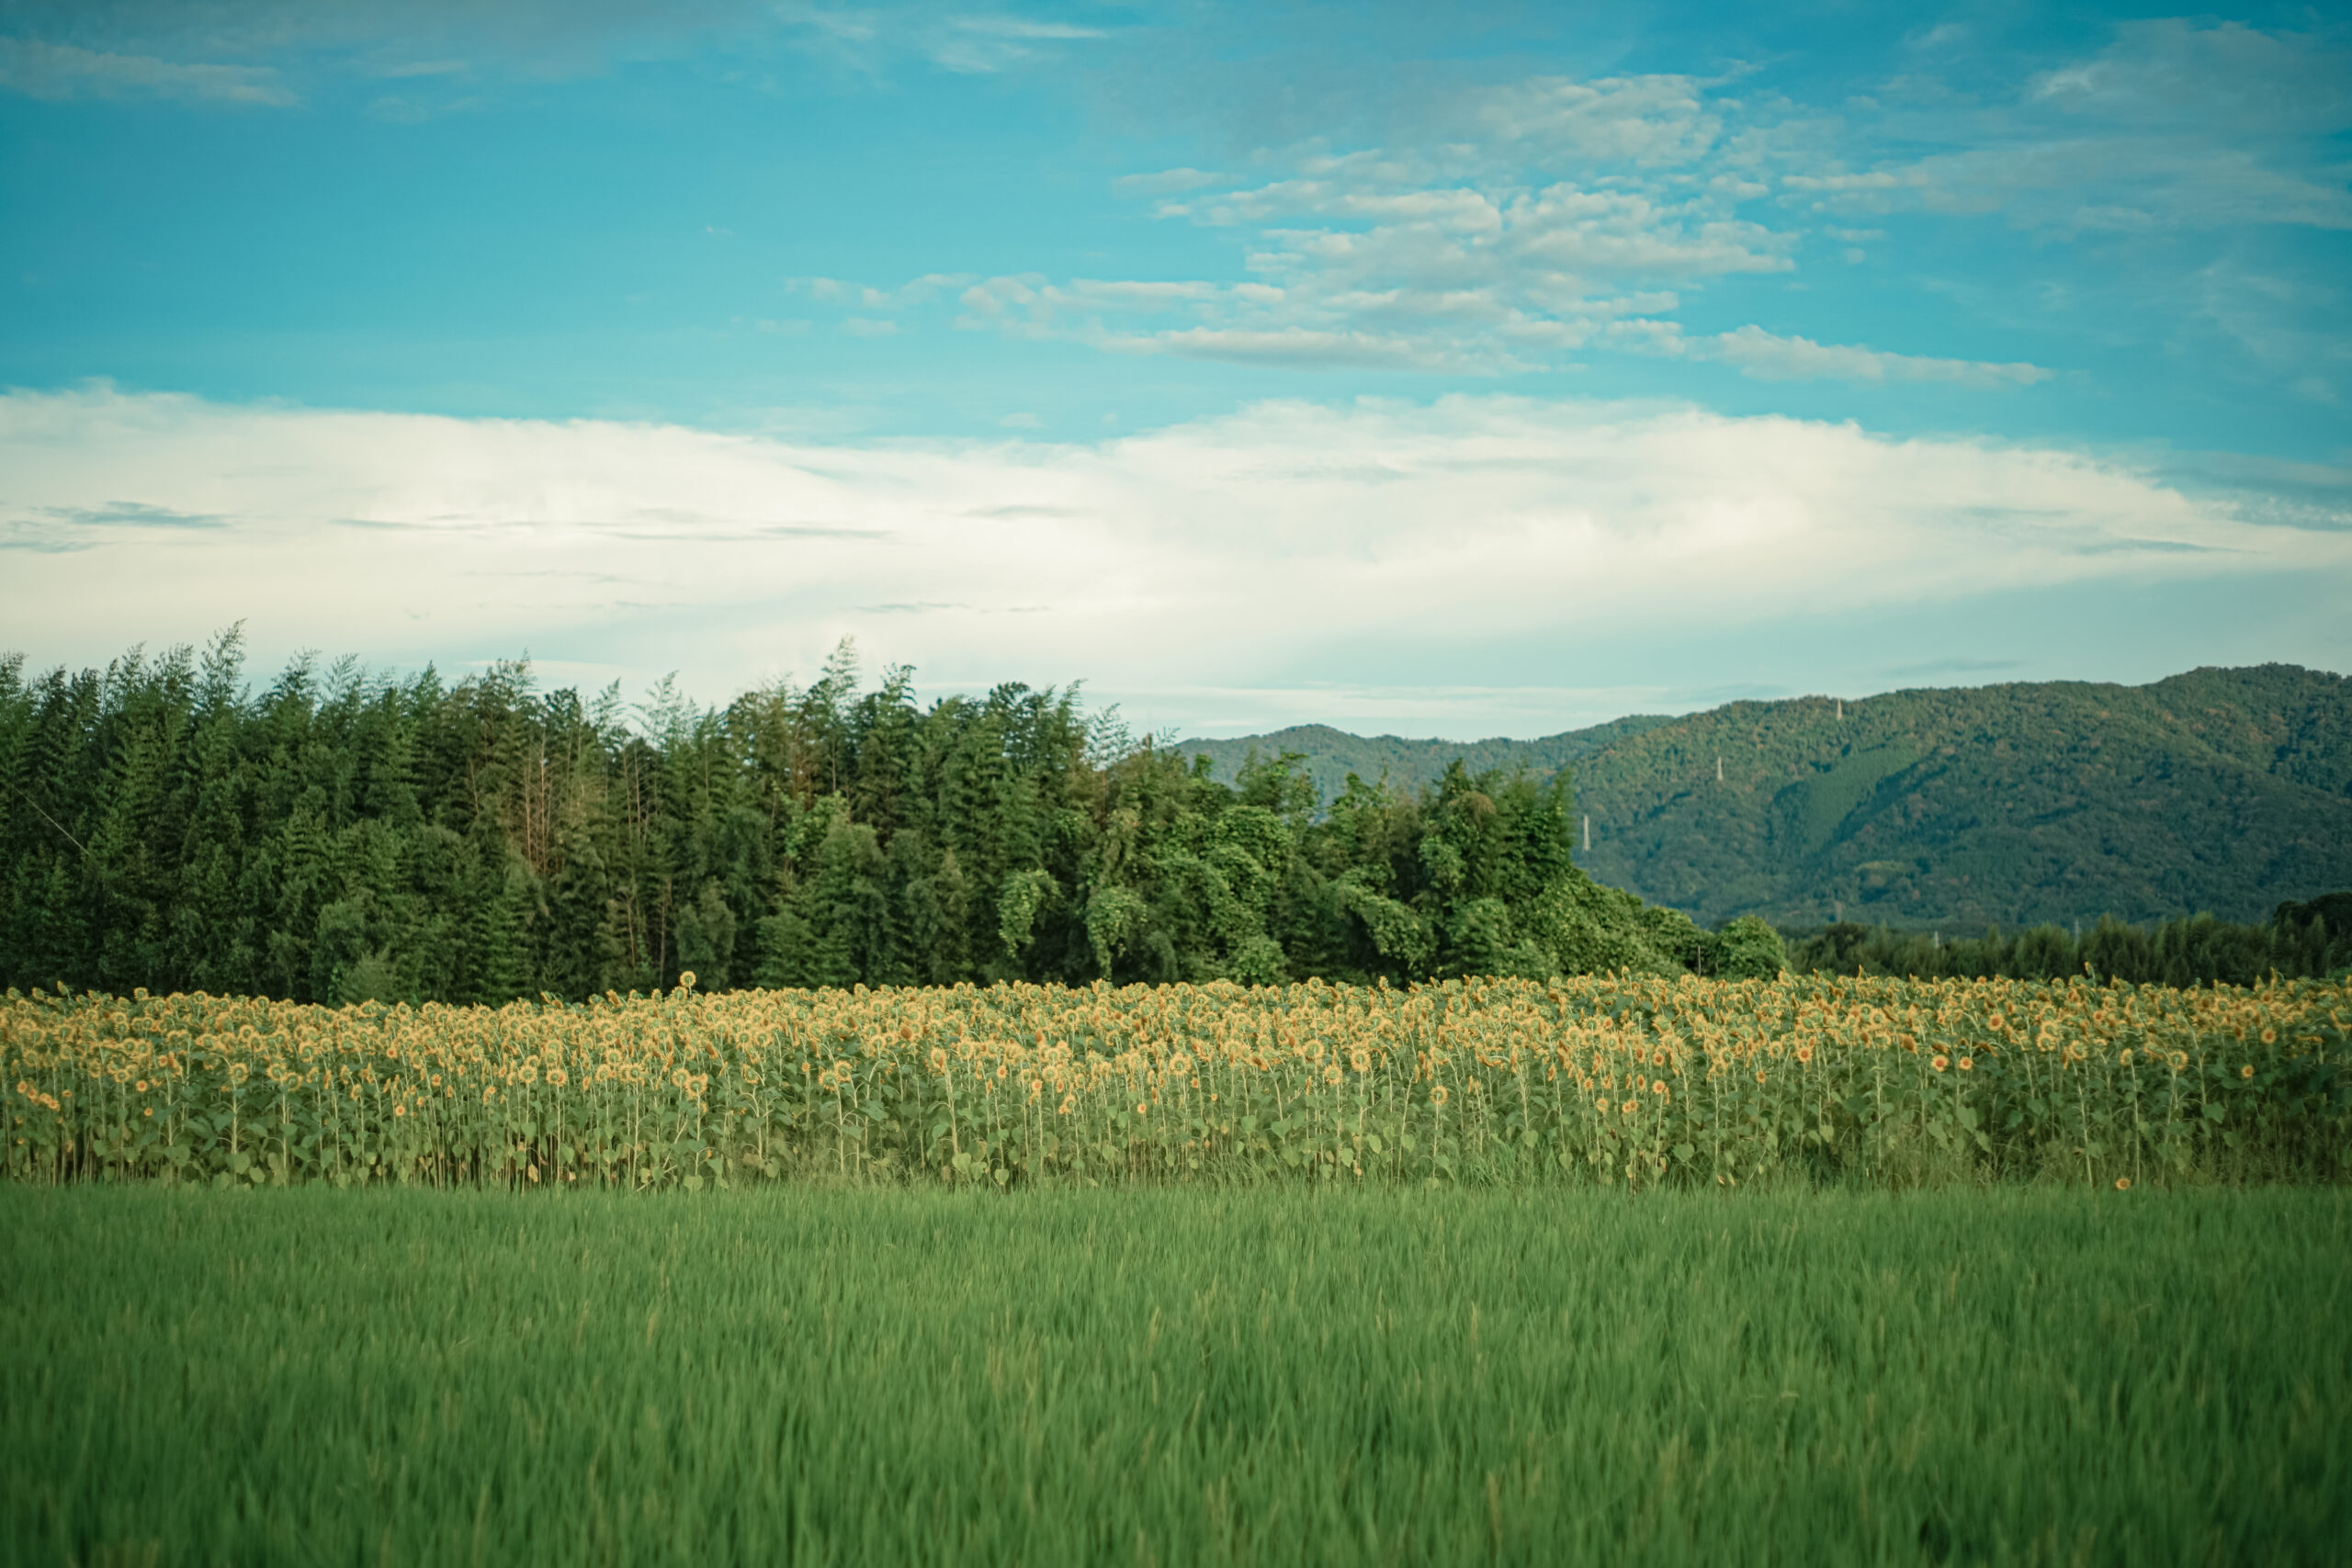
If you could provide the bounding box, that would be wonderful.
[1178,716,1679,810]
[1183,665,2352,930]
[0,634,1785,1005]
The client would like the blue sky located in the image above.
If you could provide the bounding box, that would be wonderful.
[2,1,2347,737]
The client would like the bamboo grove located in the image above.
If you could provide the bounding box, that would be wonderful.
[0,632,1782,1005]
[7,974,2346,1191]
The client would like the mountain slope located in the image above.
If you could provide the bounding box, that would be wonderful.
[1180,665,2352,929]
[1176,714,1679,806]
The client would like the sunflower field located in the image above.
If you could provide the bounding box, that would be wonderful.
[6,974,2346,1191]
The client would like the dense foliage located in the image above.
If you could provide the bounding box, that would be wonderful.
[0,635,1778,1007]
[1187,664,2352,929]
[9,972,2344,1191]
[1789,897,2352,987]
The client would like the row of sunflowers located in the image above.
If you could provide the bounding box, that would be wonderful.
[6,973,2346,1190]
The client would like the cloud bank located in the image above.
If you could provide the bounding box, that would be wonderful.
[3,386,2343,734]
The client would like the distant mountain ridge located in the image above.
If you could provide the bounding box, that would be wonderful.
[1178,665,2352,930]
[1174,714,1682,806]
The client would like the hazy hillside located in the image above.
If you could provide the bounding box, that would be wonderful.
[1180,665,2352,930]
[1176,714,1679,805]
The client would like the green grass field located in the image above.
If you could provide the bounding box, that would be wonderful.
[4,1187,2346,1567]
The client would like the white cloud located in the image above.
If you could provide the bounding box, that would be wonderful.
[2028,20,2351,136]
[922,10,1105,73]
[1702,326,2052,387]
[1474,74,1723,167]
[1792,140,2352,234]
[797,62,2097,383]
[771,20,2346,392]
[4,386,2338,733]
[1789,21,2352,234]
[1108,327,1511,374]
[0,38,298,106]
[947,16,1103,41]
[790,6,1107,74]
[1114,167,1224,197]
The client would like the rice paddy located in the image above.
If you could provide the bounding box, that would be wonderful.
[4,1184,2346,1567]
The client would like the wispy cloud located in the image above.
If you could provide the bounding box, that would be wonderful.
[776,5,1107,76]
[1789,20,2352,234]
[1699,326,2052,387]
[747,16,2348,405]
[793,64,2070,385]
[0,38,297,106]
[1113,167,1223,197]
[0,498,228,551]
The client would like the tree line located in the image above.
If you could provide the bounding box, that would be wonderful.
[1786,897,2351,987]
[0,634,1789,1006]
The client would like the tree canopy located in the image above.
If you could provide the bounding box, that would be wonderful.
[0,634,1781,1005]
